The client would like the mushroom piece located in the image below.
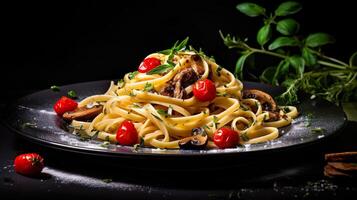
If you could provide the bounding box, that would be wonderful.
[243,89,281,121]
[178,133,208,150]
[242,89,277,111]
[63,105,103,121]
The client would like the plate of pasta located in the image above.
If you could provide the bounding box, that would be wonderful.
[5,39,346,158]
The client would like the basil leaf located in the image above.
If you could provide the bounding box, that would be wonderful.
[158,49,171,55]
[235,52,253,80]
[305,33,335,48]
[302,47,317,66]
[146,64,173,75]
[289,56,305,77]
[236,3,265,17]
[268,37,300,50]
[276,18,300,35]
[272,60,289,86]
[275,1,302,16]
[257,24,272,46]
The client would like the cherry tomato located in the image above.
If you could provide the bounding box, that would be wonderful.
[193,79,216,102]
[14,153,44,176]
[138,57,161,73]
[213,127,239,149]
[116,120,138,146]
[53,96,78,115]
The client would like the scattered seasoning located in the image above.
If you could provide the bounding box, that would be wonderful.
[128,71,139,80]
[50,85,60,92]
[67,90,77,99]
[213,116,220,129]
[100,141,110,148]
[117,79,125,88]
[143,82,154,92]
[216,66,223,76]
[311,127,325,134]
[101,178,112,183]
[151,113,163,121]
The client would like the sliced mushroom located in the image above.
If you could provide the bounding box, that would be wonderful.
[63,105,103,121]
[178,133,208,150]
[243,89,277,111]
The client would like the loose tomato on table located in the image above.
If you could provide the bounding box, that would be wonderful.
[138,57,161,73]
[193,79,216,102]
[213,127,239,149]
[116,120,139,146]
[14,153,44,176]
[53,96,78,115]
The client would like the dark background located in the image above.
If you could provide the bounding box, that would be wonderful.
[2,0,357,99]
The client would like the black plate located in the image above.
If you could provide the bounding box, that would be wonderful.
[3,80,346,159]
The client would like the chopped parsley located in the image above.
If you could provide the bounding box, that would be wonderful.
[117,79,125,88]
[305,113,313,127]
[21,122,37,129]
[128,71,139,80]
[311,127,325,134]
[50,85,60,92]
[240,133,250,141]
[67,90,77,99]
[213,116,220,129]
[143,82,154,92]
[132,103,142,108]
[157,109,169,117]
[100,141,110,148]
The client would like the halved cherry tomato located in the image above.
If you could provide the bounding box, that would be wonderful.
[116,120,138,146]
[14,153,44,176]
[53,96,78,115]
[213,127,239,149]
[193,79,216,102]
[138,57,161,73]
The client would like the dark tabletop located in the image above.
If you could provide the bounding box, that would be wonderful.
[1,91,356,200]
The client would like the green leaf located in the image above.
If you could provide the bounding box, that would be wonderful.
[305,33,335,48]
[302,47,317,66]
[67,90,77,99]
[260,67,276,84]
[288,56,305,77]
[268,37,300,50]
[275,1,302,16]
[175,37,189,51]
[158,49,171,55]
[276,18,300,35]
[146,64,173,75]
[236,3,265,17]
[257,24,272,46]
[235,52,253,80]
[349,51,357,66]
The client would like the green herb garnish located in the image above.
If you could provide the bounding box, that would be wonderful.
[213,116,220,129]
[157,109,168,118]
[101,178,112,183]
[143,82,154,92]
[311,127,325,133]
[128,71,139,80]
[221,1,357,105]
[241,133,250,141]
[146,64,174,75]
[100,141,110,148]
[50,85,60,92]
[117,79,125,88]
[67,90,77,99]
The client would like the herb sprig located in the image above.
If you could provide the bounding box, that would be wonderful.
[221,1,357,105]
